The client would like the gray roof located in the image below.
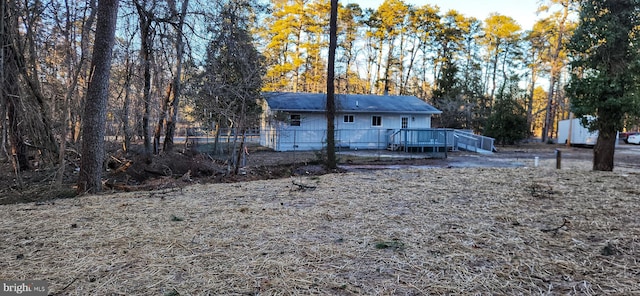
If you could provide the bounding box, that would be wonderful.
[263,92,441,114]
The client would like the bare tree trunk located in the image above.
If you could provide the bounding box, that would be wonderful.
[293,22,303,93]
[382,41,395,95]
[122,53,133,152]
[325,0,337,169]
[211,119,221,155]
[163,0,189,152]
[396,34,405,95]
[489,42,500,101]
[365,55,374,94]
[401,41,418,95]
[154,83,172,154]
[542,74,558,143]
[135,0,154,154]
[233,111,245,175]
[226,119,235,173]
[1,104,7,161]
[527,53,537,136]
[57,0,97,186]
[233,131,246,175]
[77,0,119,194]
[541,3,569,143]
[56,103,70,186]
[374,41,384,94]
[593,108,617,171]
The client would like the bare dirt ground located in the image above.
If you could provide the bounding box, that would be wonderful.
[0,142,639,294]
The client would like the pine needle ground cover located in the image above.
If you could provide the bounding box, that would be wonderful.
[1,165,639,295]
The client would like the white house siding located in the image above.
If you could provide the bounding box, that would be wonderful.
[261,112,328,151]
[280,113,327,151]
[260,92,442,151]
[334,113,432,149]
[262,111,434,151]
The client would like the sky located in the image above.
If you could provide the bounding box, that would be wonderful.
[346,0,541,30]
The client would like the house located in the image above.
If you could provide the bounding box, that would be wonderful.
[260,92,444,152]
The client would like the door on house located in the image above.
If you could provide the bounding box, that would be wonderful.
[401,117,409,129]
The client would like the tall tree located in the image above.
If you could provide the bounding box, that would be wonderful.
[431,11,481,129]
[134,0,156,154]
[337,3,363,92]
[566,0,640,171]
[261,0,306,92]
[77,0,119,193]
[300,0,329,93]
[482,13,522,101]
[540,0,577,143]
[406,4,440,96]
[524,21,549,136]
[163,0,189,152]
[361,8,379,94]
[193,0,264,174]
[370,0,409,94]
[325,0,337,169]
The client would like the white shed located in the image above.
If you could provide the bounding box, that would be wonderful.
[260,92,442,151]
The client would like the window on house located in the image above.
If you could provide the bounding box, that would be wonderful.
[290,114,301,126]
[343,115,354,123]
[401,117,409,129]
[372,116,382,127]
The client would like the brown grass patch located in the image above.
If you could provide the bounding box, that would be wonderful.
[1,165,639,295]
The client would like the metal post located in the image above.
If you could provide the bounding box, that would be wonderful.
[555,149,562,169]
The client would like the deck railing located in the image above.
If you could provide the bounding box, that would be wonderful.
[256,127,494,156]
[453,130,495,152]
[388,129,455,153]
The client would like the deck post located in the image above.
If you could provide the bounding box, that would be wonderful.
[444,129,448,158]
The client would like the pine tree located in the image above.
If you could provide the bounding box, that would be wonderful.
[194,1,265,174]
[78,0,120,193]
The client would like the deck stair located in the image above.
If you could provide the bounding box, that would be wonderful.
[387,130,402,151]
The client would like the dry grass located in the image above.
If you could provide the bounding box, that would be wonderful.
[1,160,639,295]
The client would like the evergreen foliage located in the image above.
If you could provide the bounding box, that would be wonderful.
[566,0,640,170]
[484,80,529,145]
[190,0,265,173]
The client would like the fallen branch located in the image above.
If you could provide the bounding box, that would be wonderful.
[114,161,132,174]
[53,277,78,295]
[529,182,554,199]
[104,181,182,194]
[291,180,316,191]
[541,218,570,235]
[109,155,123,164]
